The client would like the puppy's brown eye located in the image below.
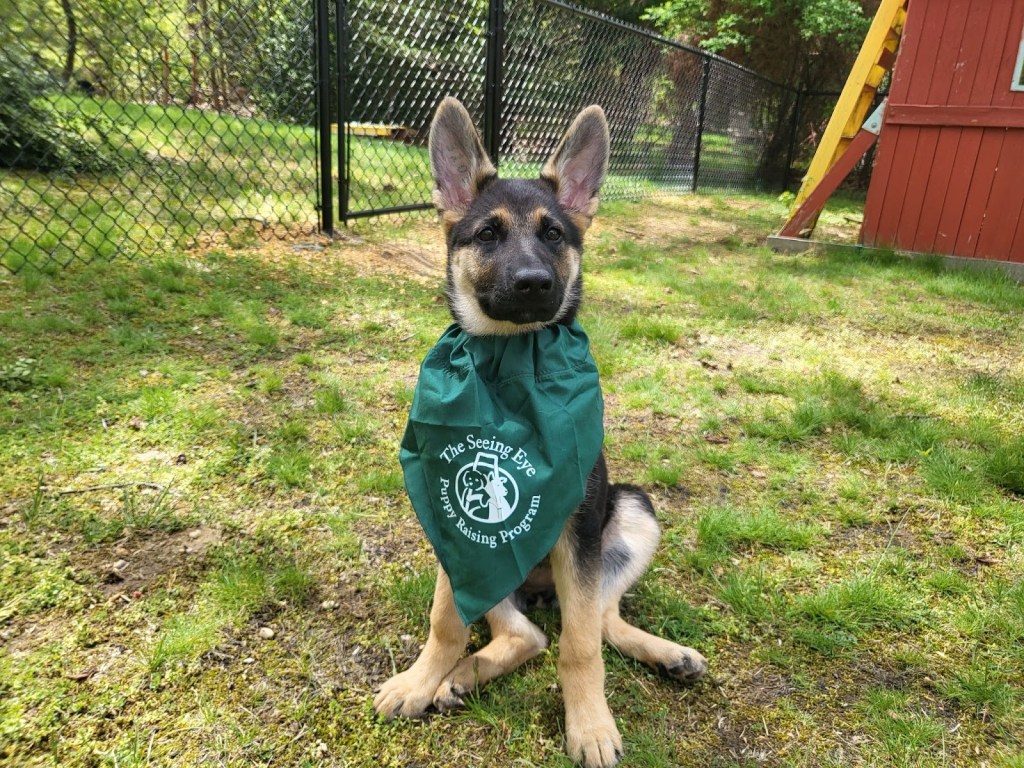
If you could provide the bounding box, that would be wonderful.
[544,226,562,242]
[476,227,496,243]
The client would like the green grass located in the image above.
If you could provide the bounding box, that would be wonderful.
[716,566,776,622]
[939,664,1019,722]
[794,576,920,639]
[0,193,1022,767]
[860,688,949,767]
[984,438,1024,495]
[685,505,818,573]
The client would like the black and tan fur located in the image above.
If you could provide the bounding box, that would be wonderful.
[373,98,706,768]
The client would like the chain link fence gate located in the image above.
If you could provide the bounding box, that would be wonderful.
[2,0,808,273]
[330,0,799,231]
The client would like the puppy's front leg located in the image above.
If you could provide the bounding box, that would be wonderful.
[552,531,623,768]
[374,566,469,718]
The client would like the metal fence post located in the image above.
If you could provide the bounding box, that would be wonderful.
[783,87,804,191]
[314,0,334,235]
[692,56,712,193]
[483,0,505,167]
[335,0,350,224]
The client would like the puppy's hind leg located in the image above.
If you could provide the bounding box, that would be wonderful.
[432,596,548,711]
[600,487,707,683]
[374,566,470,718]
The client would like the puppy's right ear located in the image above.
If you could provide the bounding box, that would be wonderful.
[429,98,496,221]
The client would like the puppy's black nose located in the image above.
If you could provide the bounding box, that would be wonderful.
[513,268,553,295]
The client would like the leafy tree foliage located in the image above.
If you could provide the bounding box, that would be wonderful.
[641,0,875,90]
[579,0,666,25]
[248,2,315,124]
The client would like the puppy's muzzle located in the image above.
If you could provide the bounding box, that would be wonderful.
[480,266,560,325]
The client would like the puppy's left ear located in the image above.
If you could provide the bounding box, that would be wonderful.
[541,105,610,227]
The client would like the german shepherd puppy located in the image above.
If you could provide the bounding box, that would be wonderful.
[374,98,707,768]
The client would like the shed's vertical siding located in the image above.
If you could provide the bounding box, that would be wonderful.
[862,0,1024,262]
[893,0,969,252]
[930,2,1005,256]
[954,3,1023,260]
[911,0,982,254]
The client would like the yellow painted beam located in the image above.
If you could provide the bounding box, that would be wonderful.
[791,0,908,214]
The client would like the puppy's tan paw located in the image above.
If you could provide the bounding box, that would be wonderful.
[432,677,470,712]
[658,645,707,684]
[373,670,437,719]
[566,710,623,768]
[431,656,480,712]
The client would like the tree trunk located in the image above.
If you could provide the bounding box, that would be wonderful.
[191,50,199,105]
[60,0,77,84]
[162,47,170,105]
[199,0,223,110]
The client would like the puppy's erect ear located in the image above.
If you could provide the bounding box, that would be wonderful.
[429,98,496,221]
[541,105,610,227]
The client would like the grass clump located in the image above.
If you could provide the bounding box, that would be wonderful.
[860,688,948,767]
[920,447,988,502]
[697,506,816,553]
[314,376,348,414]
[264,447,312,488]
[619,315,682,344]
[684,505,817,575]
[716,566,776,623]
[149,613,222,677]
[938,664,1019,722]
[791,576,920,654]
[983,438,1024,495]
[382,568,436,625]
[744,372,892,445]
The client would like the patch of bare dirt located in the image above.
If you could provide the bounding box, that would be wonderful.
[189,223,446,286]
[86,525,223,598]
[361,243,445,281]
[593,196,760,246]
[349,506,430,571]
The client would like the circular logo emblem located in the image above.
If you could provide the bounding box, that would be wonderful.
[455,451,520,524]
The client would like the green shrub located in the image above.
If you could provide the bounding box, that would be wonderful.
[0,50,122,172]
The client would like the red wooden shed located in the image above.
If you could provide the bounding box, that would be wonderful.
[861,1,1024,263]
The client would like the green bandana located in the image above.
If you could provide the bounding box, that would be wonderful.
[400,320,604,625]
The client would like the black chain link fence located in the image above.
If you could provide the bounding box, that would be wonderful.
[500,0,708,196]
[1,0,821,273]
[1,0,320,272]
[498,1,797,196]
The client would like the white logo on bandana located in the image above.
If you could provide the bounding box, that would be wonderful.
[437,436,542,549]
[455,452,520,523]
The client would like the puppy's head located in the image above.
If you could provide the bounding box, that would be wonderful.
[429,98,609,336]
